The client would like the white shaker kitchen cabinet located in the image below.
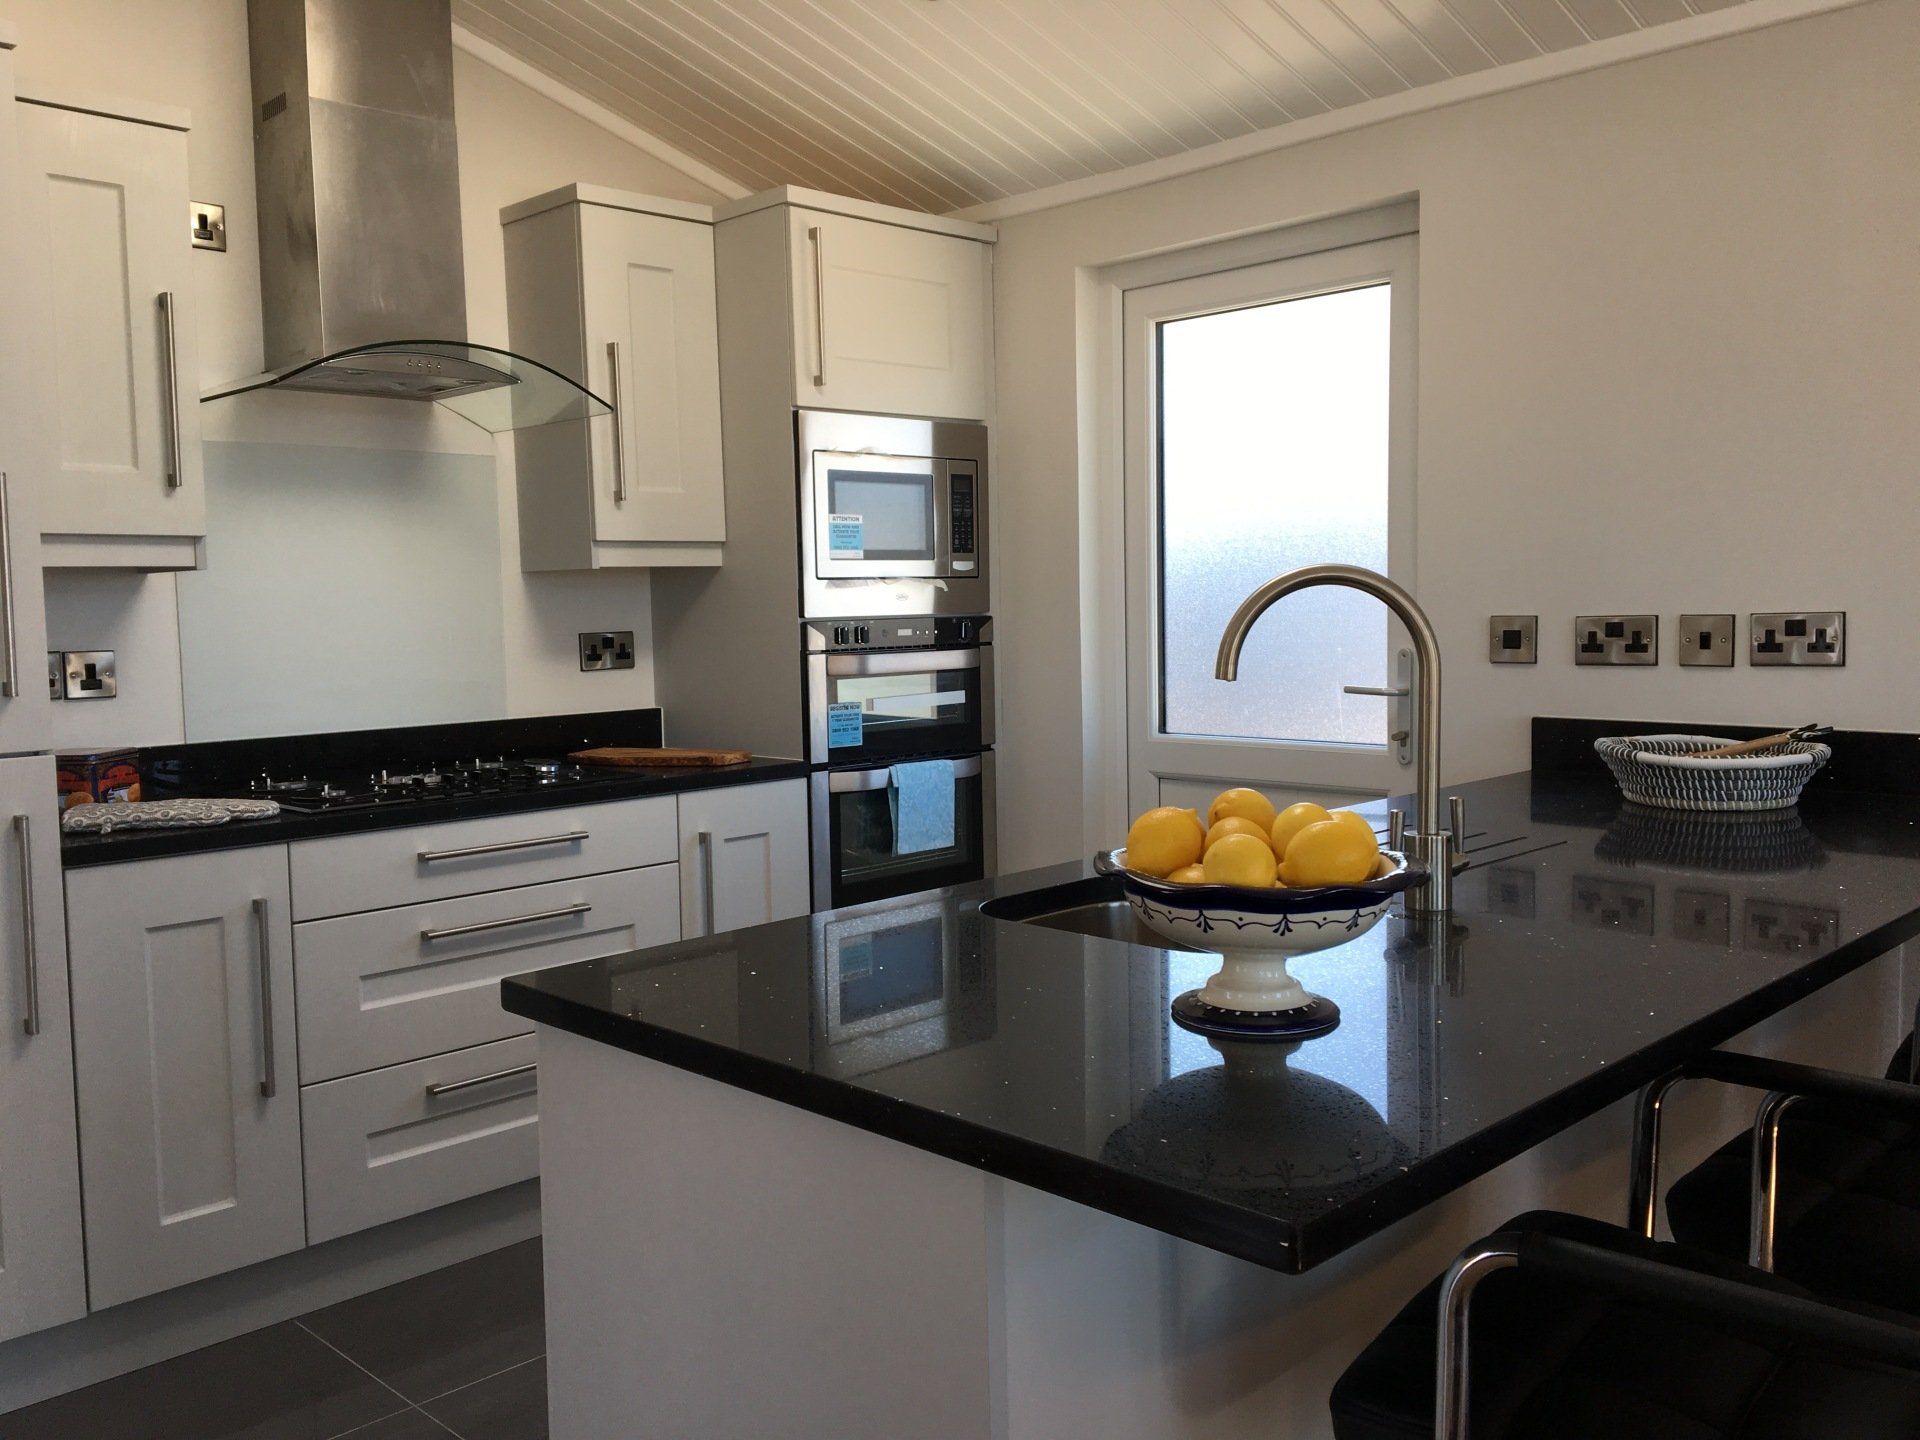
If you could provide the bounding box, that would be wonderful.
[14,92,205,571]
[503,185,724,571]
[0,755,84,1342]
[678,779,810,939]
[0,43,53,755]
[66,846,303,1310]
[785,205,992,422]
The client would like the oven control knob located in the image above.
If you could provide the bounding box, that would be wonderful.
[833,625,850,646]
[956,619,972,640]
[854,624,871,645]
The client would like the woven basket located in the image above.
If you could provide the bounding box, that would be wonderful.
[1593,734,1831,812]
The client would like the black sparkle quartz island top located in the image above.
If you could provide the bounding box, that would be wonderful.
[503,748,1920,1275]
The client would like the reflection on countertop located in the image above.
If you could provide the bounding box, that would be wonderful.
[505,769,1920,1272]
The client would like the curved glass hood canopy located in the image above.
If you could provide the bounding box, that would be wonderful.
[201,341,611,435]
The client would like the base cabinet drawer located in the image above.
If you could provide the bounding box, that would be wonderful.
[302,1035,540,1245]
[289,796,677,920]
[294,864,681,1082]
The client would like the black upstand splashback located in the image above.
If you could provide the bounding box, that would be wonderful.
[1531,718,1920,798]
[142,708,666,784]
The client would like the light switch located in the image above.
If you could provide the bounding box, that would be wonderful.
[1488,615,1537,664]
[1677,614,1735,668]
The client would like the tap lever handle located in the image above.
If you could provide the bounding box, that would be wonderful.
[1388,808,1407,852]
[1449,795,1466,853]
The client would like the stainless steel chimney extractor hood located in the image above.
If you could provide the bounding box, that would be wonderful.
[203,0,607,433]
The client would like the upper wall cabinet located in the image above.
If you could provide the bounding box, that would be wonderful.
[782,203,993,422]
[14,93,205,571]
[503,185,724,572]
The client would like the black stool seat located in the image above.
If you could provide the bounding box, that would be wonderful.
[1330,1210,1920,1440]
[1667,1036,1920,1315]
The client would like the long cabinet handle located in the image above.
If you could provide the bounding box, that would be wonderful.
[808,225,827,387]
[252,897,276,1099]
[421,902,592,944]
[427,1062,537,1099]
[697,830,716,936]
[0,472,18,699]
[14,815,38,1038]
[159,292,184,490]
[606,340,627,505]
[418,830,590,864]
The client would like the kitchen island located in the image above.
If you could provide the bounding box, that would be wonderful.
[504,758,1920,1439]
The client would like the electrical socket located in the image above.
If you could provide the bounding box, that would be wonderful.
[61,650,116,700]
[578,631,636,672]
[1677,614,1735,668]
[1571,875,1655,934]
[1742,899,1839,953]
[1487,615,1537,664]
[1574,614,1658,666]
[1482,864,1537,918]
[1750,611,1844,667]
[1672,887,1731,945]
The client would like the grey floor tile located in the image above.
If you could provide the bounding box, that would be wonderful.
[422,1358,547,1440]
[328,1410,457,1439]
[301,1240,545,1405]
[0,1321,407,1440]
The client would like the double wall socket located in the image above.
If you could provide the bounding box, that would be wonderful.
[579,631,635,672]
[1751,612,1844,666]
[1575,615,1657,666]
[1677,614,1736,668]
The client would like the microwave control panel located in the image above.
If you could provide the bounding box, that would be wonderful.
[812,615,992,652]
[949,465,978,570]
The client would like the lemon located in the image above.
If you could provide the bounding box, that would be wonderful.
[1324,811,1380,845]
[1207,787,1277,831]
[1204,815,1272,853]
[1202,832,1278,888]
[1125,806,1205,878]
[1279,819,1380,888]
[1269,801,1333,860]
[1166,864,1207,885]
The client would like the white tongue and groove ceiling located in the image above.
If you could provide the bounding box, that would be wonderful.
[453,0,1770,213]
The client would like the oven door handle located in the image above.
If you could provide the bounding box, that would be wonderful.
[824,647,982,678]
[827,755,984,793]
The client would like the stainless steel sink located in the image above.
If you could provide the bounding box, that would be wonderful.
[979,875,1203,951]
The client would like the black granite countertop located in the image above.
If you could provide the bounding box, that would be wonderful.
[60,757,810,867]
[503,768,1920,1274]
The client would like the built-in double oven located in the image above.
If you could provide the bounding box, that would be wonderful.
[796,409,996,910]
[804,614,995,908]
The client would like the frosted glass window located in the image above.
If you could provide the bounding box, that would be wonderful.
[1158,284,1392,745]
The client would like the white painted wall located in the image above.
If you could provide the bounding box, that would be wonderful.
[7,0,728,747]
[987,0,1920,873]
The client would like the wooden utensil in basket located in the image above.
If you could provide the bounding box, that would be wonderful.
[569,746,752,768]
[1693,724,1832,759]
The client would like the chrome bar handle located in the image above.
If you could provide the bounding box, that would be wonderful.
[697,830,716,936]
[13,815,38,1037]
[606,340,627,504]
[418,830,590,863]
[0,472,18,699]
[159,292,184,489]
[808,225,827,387]
[253,897,276,1099]
[427,1062,537,1099]
[420,902,592,944]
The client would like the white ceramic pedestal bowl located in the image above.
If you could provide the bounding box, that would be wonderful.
[1095,848,1426,1041]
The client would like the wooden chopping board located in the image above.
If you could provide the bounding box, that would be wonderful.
[569,746,753,769]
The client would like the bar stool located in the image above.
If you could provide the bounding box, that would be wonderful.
[1632,1037,1920,1313]
[1328,1206,1920,1439]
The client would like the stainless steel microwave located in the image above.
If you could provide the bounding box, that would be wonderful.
[797,409,989,619]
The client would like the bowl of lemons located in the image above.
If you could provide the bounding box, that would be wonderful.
[1095,789,1427,1040]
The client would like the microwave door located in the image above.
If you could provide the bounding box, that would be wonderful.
[814,452,941,580]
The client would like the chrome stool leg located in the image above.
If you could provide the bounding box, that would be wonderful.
[1436,1241,1521,1440]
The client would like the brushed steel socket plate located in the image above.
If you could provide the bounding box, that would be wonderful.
[1488,615,1537,664]
[1575,614,1658,665]
[579,631,636,672]
[1750,611,1844,666]
[62,650,116,699]
[190,201,227,251]
[1677,613,1735,667]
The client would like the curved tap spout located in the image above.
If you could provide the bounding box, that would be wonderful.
[1214,563,1452,914]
